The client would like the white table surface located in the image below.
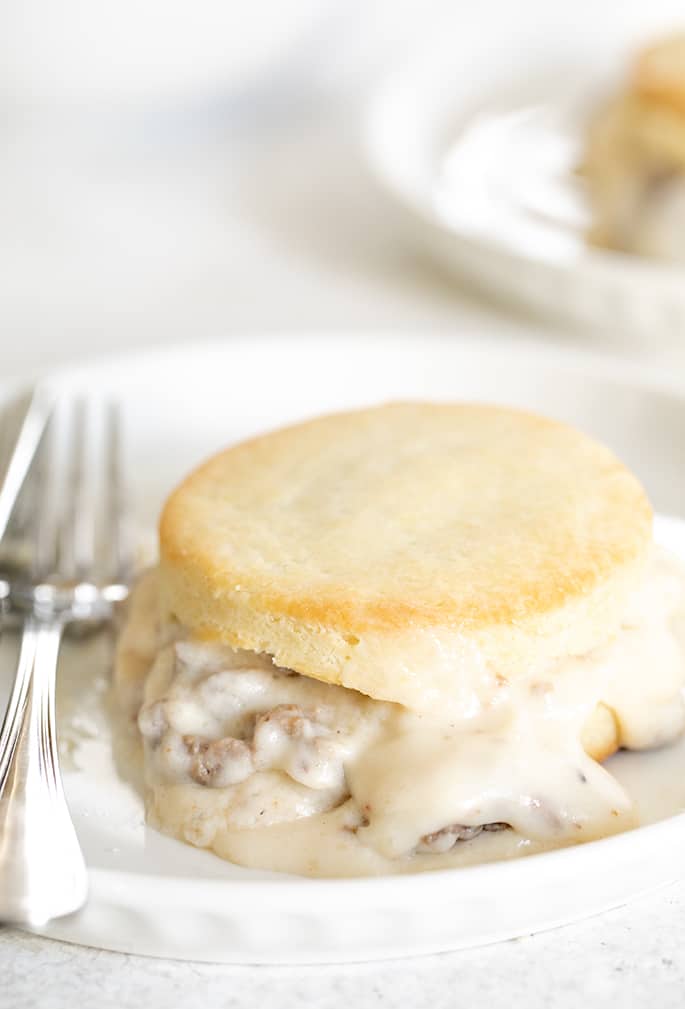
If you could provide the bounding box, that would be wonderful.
[2,90,685,1007]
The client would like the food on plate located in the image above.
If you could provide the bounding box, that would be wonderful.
[114,403,685,876]
[582,32,685,260]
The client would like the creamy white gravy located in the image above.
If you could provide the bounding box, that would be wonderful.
[114,549,685,877]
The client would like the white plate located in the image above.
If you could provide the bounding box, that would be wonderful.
[364,3,685,343]
[4,333,685,964]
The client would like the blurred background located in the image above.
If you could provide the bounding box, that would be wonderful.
[2,0,685,379]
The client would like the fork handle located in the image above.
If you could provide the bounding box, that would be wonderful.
[0,616,88,924]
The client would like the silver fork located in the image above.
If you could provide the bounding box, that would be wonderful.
[0,398,130,925]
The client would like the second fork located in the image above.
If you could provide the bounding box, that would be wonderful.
[0,398,130,925]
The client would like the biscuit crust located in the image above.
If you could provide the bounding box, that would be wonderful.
[582,34,685,252]
[159,403,651,709]
[634,33,685,118]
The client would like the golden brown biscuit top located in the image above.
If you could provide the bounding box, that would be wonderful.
[158,403,651,708]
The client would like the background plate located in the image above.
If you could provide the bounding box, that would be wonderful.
[2,333,685,963]
[364,1,685,343]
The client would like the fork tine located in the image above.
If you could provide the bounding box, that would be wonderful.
[104,401,130,587]
[0,387,55,544]
[59,399,97,582]
[31,415,58,581]
[0,404,15,493]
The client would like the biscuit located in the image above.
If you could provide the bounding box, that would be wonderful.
[583,34,685,253]
[158,403,651,712]
[634,33,685,118]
